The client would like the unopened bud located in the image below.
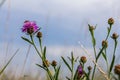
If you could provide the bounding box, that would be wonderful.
[108,18,114,25]
[51,60,57,67]
[111,33,119,40]
[43,60,50,67]
[114,64,120,75]
[102,40,108,48]
[80,56,87,63]
[37,32,42,38]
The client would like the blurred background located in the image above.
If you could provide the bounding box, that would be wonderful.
[0,0,120,80]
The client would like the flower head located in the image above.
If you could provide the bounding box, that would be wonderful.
[77,65,84,79]
[78,65,83,74]
[21,20,39,34]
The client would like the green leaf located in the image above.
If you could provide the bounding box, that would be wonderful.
[61,56,72,72]
[54,66,61,80]
[96,47,104,61]
[71,52,74,66]
[43,46,46,60]
[66,77,70,80]
[102,52,107,62]
[0,49,19,75]
[36,64,46,70]
[21,36,33,44]
[109,55,115,73]
[73,68,78,80]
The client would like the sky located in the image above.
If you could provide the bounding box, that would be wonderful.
[0,0,120,77]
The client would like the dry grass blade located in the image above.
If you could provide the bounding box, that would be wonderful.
[0,49,19,75]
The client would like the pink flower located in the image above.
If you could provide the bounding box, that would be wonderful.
[21,20,39,34]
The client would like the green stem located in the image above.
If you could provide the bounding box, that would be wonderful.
[119,75,120,80]
[30,35,42,59]
[39,38,43,53]
[109,39,117,78]
[105,25,112,40]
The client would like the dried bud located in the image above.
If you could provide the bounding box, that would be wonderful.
[88,66,92,71]
[114,64,120,75]
[111,33,119,40]
[102,40,108,48]
[37,32,42,38]
[27,27,34,34]
[51,60,57,67]
[108,18,114,25]
[80,56,87,63]
[43,60,50,67]
[89,25,95,31]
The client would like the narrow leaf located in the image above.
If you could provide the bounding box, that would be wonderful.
[54,66,61,80]
[96,47,104,61]
[36,64,46,70]
[21,36,33,44]
[109,55,115,73]
[61,56,72,72]
[43,46,46,60]
[102,52,107,62]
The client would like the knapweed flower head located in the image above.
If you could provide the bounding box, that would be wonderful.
[21,20,39,34]
[77,65,84,79]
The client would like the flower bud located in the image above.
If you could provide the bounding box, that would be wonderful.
[111,33,119,40]
[108,18,114,25]
[43,60,50,67]
[88,66,92,71]
[51,60,57,67]
[37,32,42,38]
[80,56,87,63]
[89,25,95,31]
[114,64,120,75]
[102,40,108,48]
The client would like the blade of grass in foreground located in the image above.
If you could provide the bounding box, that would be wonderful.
[0,49,19,75]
